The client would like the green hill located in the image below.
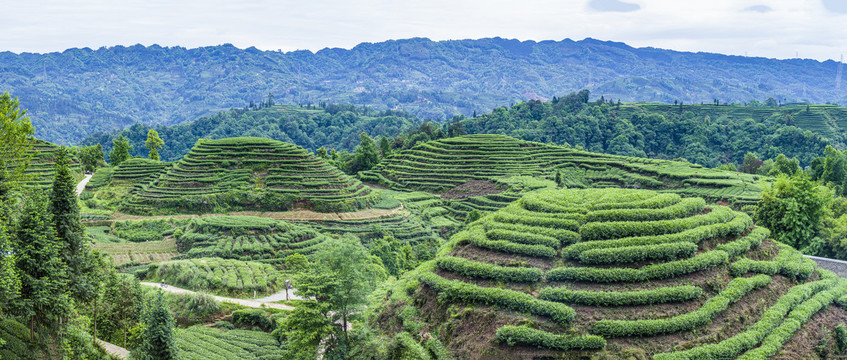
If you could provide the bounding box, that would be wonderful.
[80,104,419,162]
[10,139,83,188]
[123,137,378,214]
[362,134,766,207]
[458,94,835,167]
[375,188,844,359]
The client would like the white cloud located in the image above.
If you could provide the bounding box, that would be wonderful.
[0,0,845,61]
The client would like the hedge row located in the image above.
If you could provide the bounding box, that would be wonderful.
[491,212,579,231]
[548,250,729,283]
[735,279,847,360]
[578,241,698,265]
[562,209,746,259]
[730,243,816,279]
[418,272,575,325]
[424,338,455,360]
[584,197,705,223]
[654,278,838,360]
[395,332,433,360]
[435,256,544,283]
[591,193,680,210]
[481,219,581,245]
[579,206,735,241]
[496,325,606,350]
[485,228,560,248]
[464,232,557,258]
[538,284,702,307]
[591,275,771,337]
[715,227,769,258]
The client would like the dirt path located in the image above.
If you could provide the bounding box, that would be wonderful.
[76,174,92,196]
[96,338,129,359]
[140,282,294,311]
[111,204,406,222]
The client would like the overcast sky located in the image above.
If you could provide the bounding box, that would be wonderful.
[2,0,846,61]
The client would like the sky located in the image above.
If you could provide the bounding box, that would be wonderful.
[1,0,846,61]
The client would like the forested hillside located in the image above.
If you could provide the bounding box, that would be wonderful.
[81,103,419,162]
[4,37,847,144]
[459,91,837,167]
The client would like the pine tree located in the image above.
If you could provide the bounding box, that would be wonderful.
[145,129,164,161]
[379,136,391,158]
[11,192,71,341]
[133,291,178,360]
[0,223,20,313]
[51,147,96,303]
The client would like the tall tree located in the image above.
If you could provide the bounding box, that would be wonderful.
[78,144,104,173]
[51,147,97,304]
[11,192,72,341]
[348,132,380,173]
[133,291,178,360]
[769,154,801,176]
[290,236,385,358]
[145,129,164,161]
[0,92,35,198]
[0,223,20,314]
[109,135,132,166]
[756,172,830,250]
[103,272,143,347]
[378,136,391,159]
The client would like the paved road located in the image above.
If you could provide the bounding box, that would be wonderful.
[76,174,92,196]
[806,255,847,278]
[254,287,309,302]
[140,282,294,310]
[96,338,129,359]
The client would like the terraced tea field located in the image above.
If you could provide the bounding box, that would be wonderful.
[146,258,283,296]
[124,137,377,214]
[362,134,766,207]
[176,326,285,360]
[10,139,83,188]
[378,188,845,359]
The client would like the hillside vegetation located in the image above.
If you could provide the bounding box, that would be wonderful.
[374,188,844,359]
[11,139,83,188]
[121,137,377,214]
[458,92,835,167]
[5,38,847,145]
[81,104,419,162]
[364,134,766,207]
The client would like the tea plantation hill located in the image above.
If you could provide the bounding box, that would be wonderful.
[373,188,847,359]
[361,134,766,209]
[11,139,83,188]
[121,137,378,214]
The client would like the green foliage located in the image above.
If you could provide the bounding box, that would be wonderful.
[548,250,730,283]
[734,279,847,360]
[591,275,771,337]
[730,243,817,279]
[133,291,179,360]
[113,219,175,242]
[394,332,432,360]
[275,300,334,360]
[769,153,800,176]
[0,91,35,196]
[654,278,840,360]
[435,255,543,283]
[496,325,605,350]
[149,258,281,296]
[539,284,702,306]
[109,135,132,166]
[232,309,274,330]
[176,326,285,360]
[78,144,105,172]
[145,129,164,161]
[10,192,72,340]
[418,272,575,326]
[756,172,829,249]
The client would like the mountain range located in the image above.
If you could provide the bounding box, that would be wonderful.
[2,37,846,145]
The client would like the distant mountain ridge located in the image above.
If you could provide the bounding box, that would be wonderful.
[2,37,846,145]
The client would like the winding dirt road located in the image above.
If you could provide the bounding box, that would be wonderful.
[140,282,294,311]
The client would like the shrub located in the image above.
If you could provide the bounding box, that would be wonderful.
[584,197,704,223]
[418,272,575,326]
[215,321,235,330]
[232,309,274,330]
[547,250,729,283]
[462,227,557,258]
[730,243,816,279]
[538,284,702,306]
[435,256,543,283]
[591,275,771,337]
[716,227,768,257]
[578,241,698,265]
[579,205,735,241]
[496,325,606,350]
